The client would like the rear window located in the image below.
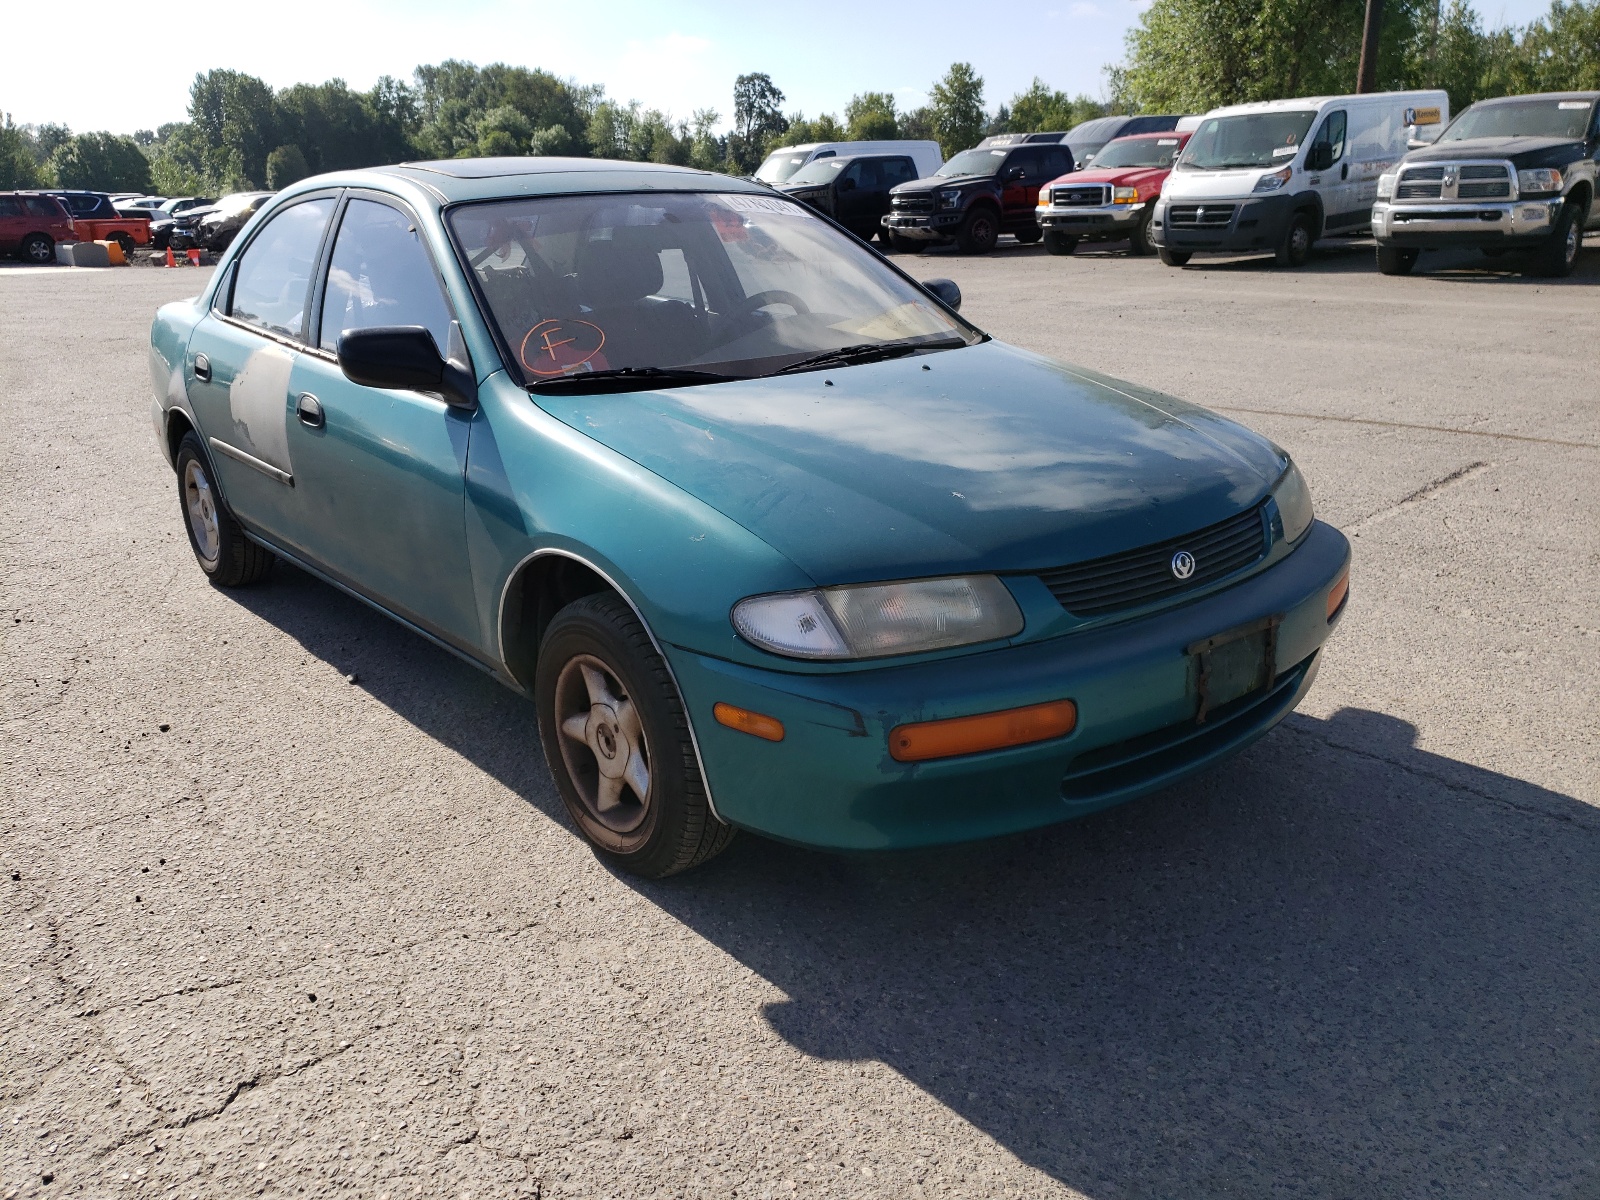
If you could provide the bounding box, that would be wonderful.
[25,197,66,219]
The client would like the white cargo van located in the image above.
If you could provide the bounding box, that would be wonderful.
[756,141,944,185]
[1151,90,1449,266]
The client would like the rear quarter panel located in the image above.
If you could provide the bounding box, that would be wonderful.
[148,297,203,465]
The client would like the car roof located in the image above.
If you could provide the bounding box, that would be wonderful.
[293,158,775,206]
[1105,130,1191,141]
[1201,91,1447,119]
[1469,90,1599,104]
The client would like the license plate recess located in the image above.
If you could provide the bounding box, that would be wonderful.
[1187,615,1281,724]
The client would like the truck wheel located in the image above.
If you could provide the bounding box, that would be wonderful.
[1128,208,1156,256]
[1013,228,1043,245]
[20,233,54,264]
[174,433,273,587]
[111,232,136,260]
[1158,247,1191,266]
[956,207,999,254]
[1043,232,1078,256]
[888,232,922,255]
[536,592,735,878]
[1376,245,1419,275]
[1275,211,1314,267]
[1527,203,1581,278]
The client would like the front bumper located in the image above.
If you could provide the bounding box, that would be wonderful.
[669,520,1350,850]
[1037,201,1145,235]
[883,209,964,241]
[1371,198,1560,247]
[1152,192,1294,253]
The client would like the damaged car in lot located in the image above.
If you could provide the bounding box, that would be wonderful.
[147,158,1350,876]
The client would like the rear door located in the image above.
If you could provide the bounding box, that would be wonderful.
[833,159,882,236]
[0,196,24,253]
[1000,148,1047,223]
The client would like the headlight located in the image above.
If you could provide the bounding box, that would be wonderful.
[1516,167,1562,195]
[1253,165,1294,193]
[732,575,1024,661]
[1272,461,1315,544]
[1376,171,1397,199]
[938,189,963,210]
[1112,186,1139,204]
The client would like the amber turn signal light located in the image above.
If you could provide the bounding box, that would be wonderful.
[713,702,785,742]
[889,699,1077,763]
[1327,570,1350,621]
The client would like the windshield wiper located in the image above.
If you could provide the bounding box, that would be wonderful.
[773,338,970,376]
[527,366,741,394]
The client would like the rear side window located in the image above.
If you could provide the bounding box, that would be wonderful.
[884,157,916,186]
[25,197,65,218]
[1041,148,1071,177]
[229,198,335,341]
[319,198,454,355]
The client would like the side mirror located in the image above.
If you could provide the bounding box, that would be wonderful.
[1004,166,1026,181]
[921,278,961,310]
[1306,144,1332,172]
[836,176,856,192]
[338,325,476,409]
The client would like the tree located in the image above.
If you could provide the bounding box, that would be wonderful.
[0,114,41,188]
[687,109,723,171]
[529,124,573,156]
[188,69,280,187]
[1510,0,1600,90]
[477,104,533,155]
[1003,79,1109,133]
[928,63,987,156]
[730,73,789,170]
[265,144,310,189]
[845,92,898,140]
[49,132,152,191]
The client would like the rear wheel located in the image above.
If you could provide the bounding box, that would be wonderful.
[1013,227,1043,245]
[174,433,273,587]
[1376,244,1419,275]
[1275,211,1314,267]
[955,207,999,254]
[1158,246,1191,266]
[1527,203,1581,278]
[1043,232,1078,256]
[1127,207,1156,256]
[536,593,735,878]
[19,233,54,264]
[110,232,136,260]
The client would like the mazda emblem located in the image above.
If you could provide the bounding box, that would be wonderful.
[1171,550,1196,580]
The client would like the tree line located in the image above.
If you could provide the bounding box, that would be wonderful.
[0,0,1594,195]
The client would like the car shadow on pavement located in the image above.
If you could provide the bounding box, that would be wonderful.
[232,566,1599,1199]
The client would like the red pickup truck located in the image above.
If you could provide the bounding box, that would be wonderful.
[0,192,76,263]
[35,190,152,258]
[1034,131,1191,256]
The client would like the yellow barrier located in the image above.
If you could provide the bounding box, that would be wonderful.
[96,239,127,266]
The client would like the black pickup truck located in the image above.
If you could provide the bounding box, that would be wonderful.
[1370,91,1599,276]
[883,141,1073,253]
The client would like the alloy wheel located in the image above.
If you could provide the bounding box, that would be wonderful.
[553,653,651,834]
[182,459,220,566]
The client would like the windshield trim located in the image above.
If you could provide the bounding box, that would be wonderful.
[441,189,988,390]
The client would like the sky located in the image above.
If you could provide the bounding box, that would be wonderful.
[2,0,1560,137]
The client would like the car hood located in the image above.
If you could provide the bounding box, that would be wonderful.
[533,341,1285,585]
[1161,167,1274,200]
[892,174,994,193]
[1049,164,1173,191]
[1405,136,1585,168]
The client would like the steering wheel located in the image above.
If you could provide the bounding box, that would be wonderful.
[734,289,811,321]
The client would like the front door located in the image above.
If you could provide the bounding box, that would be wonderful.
[1307,110,1359,231]
[284,194,480,649]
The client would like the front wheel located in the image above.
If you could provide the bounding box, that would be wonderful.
[1013,227,1043,245]
[1158,246,1191,266]
[20,233,54,264]
[888,232,922,255]
[1043,232,1078,256]
[1127,207,1156,256]
[536,593,735,878]
[1528,203,1581,278]
[1376,244,1419,275]
[174,433,273,586]
[955,207,999,254]
[1275,211,1314,267]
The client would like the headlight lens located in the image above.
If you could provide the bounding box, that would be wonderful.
[732,575,1024,661]
[1253,165,1294,193]
[1516,167,1562,195]
[1272,461,1315,544]
[1376,171,1397,199]
[938,189,963,210]
[1112,186,1139,203]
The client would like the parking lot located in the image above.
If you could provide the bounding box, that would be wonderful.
[3,241,1597,1199]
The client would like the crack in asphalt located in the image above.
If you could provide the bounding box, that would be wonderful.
[1348,460,1493,532]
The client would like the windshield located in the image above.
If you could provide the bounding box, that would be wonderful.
[1179,111,1317,169]
[936,148,1008,177]
[1440,98,1594,142]
[755,152,815,183]
[1090,136,1184,169]
[449,191,978,385]
[786,159,848,186]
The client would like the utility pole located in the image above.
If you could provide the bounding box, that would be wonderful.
[1357,0,1385,92]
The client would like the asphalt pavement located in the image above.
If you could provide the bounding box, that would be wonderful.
[3,238,1597,1200]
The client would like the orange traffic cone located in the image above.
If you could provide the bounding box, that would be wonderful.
[165,246,176,268]
[187,249,202,266]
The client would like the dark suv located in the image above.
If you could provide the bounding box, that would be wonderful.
[777,153,920,245]
[884,142,1074,253]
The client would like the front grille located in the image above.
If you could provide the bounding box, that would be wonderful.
[1458,165,1510,199]
[891,195,933,213]
[1052,185,1107,207]
[1397,165,1444,199]
[1167,204,1236,228]
[1037,504,1268,617]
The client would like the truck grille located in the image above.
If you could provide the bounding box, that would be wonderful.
[1396,166,1443,199]
[1051,185,1107,207]
[1036,504,1268,617]
[1166,204,1235,228]
[1397,163,1511,201]
[1458,164,1510,199]
[891,195,933,213]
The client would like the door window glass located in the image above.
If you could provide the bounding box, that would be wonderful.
[229,198,335,341]
[0,198,23,217]
[883,158,916,186]
[320,199,454,354]
[1009,148,1045,178]
[1041,148,1071,178]
[1313,111,1348,162]
[25,197,64,218]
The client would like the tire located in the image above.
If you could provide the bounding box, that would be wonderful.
[1527,203,1581,278]
[173,433,273,587]
[1376,244,1418,275]
[1127,207,1156,256]
[1158,247,1191,266]
[888,233,922,255]
[20,233,54,265]
[1013,227,1043,245]
[1043,232,1078,256]
[955,206,1000,254]
[1275,211,1314,267]
[536,593,735,878]
[111,232,136,260]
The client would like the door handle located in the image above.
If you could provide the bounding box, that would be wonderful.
[192,353,211,382]
[1341,163,1349,180]
[296,392,325,429]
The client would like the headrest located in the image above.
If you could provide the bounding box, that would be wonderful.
[575,230,664,308]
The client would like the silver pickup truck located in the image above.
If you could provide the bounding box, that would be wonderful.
[1371,91,1599,277]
